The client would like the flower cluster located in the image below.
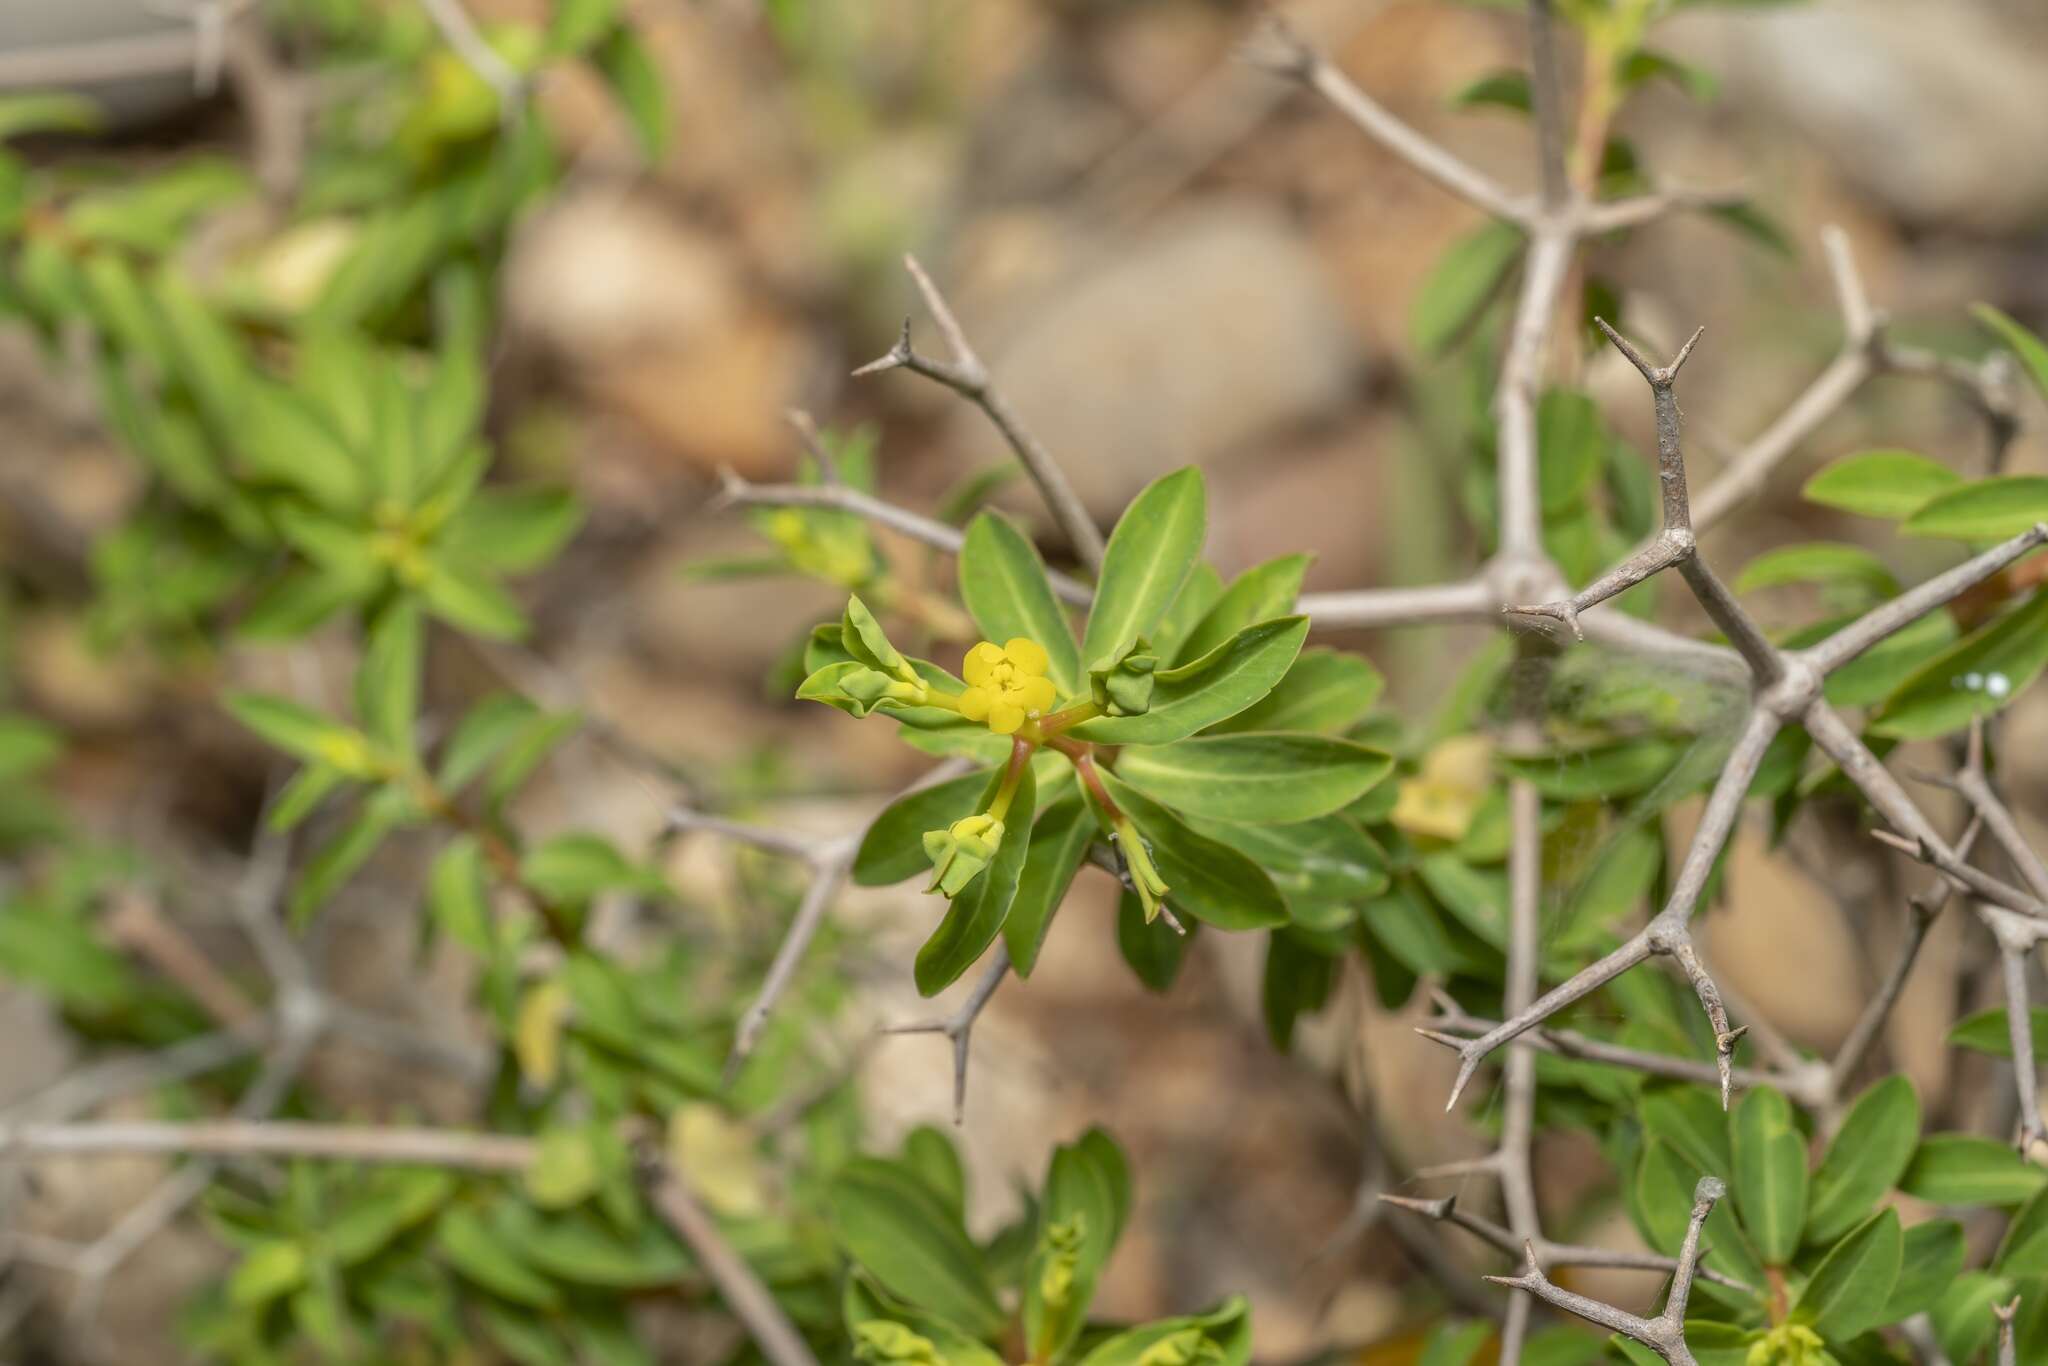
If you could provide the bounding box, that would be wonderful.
[958,637,1058,735]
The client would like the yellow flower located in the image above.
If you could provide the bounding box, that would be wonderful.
[1389,734,1495,842]
[958,638,1058,735]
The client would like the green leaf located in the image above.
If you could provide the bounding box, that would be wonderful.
[1023,1132,1127,1362]
[1171,554,1310,668]
[1931,1272,2014,1365]
[524,1128,600,1209]
[1807,1076,1919,1244]
[901,1127,967,1218]
[1731,1087,1807,1263]
[1791,1208,1900,1341]
[1098,771,1287,930]
[229,1241,309,1308]
[438,694,542,791]
[1948,1005,2048,1059]
[1619,50,1718,101]
[437,1206,561,1309]
[440,490,584,571]
[1449,71,1530,113]
[1639,1084,1733,1181]
[1871,591,2048,739]
[324,1170,455,1265]
[1412,219,1523,355]
[291,790,409,924]
[426,836,493,955]
[1074,1296,1251,1366]
[269,764,347,831]
[1735,542,1899,597]
[1802,449,1962,520]
[520,833,666,906]
[1998,1186,2048,1277]
[1499,737,1679,800]
[1900,1134,2048,1206]
[1082,468,1206,670]
[238,382,365,509]
[548,0,621,52]
[1151,563,1224,663]
[151,265,251,432]
[1902,476,2048,541]
[826,1159,1003,1337]
[1003,796,1094,977]
[1539,389,1606,516]
[915,763,1035,995]
[959,510,1082,696]
[422,560,529,639]
[1974,303,2048,403]
[226,694,363,770]
[1191,814,1389,915]
[1416,853,1507,949]
[1882,1219,1965,1323]
[1067,617,1309,746]
[853,772,988,886]
[1262,930,1338,1049]
[1206,647,1383,735]
[594,27,669,159]
[1553,821,1661,950]
[1116,889,1192,991]
[1115,734,1392,825]
[356,602,423,756]
[0,92,103,140]
[1418,1320,1493,1366]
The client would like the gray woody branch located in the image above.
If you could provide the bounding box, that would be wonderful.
[1488,1177,1727,1366]
[855,256,1107,571]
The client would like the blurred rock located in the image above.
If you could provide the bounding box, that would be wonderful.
[505,187,819,476]
[1668,0,2048,233]
[954,201,1359,518]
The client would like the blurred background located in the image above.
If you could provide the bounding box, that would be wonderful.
[5,0,2048,1360]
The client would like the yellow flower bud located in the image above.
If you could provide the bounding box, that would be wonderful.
[957,638,1058,735]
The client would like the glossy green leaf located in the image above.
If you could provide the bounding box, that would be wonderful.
[1931,1272,2014,1365]
[519,1211,689,1289]
[1206,647,1383,735]
[1900,1134,2048,1206]
[1003,795,1094,977]
[421,559,528,639]
[1450,71,1529,113]
[1948,1005,2048,1059]
[1554,821,1661,950]
[1416,853,1506,949]
[1262,930,1338,1050]
[229,1241,309,1308]
[1098,771,1287,930]
[1802,449,1961,520]
[825,1158,1003,1337]
[1068,617,1308,746]
[1731,1087,1807,1263]
[1883,1219,1965,1323]
[1902,476,2048,541]
[1791,1208,1900,1342]
[1871,591,2048,739]
[1807,1076,1919,1244]
[1998,1186,2048,1277]
[1115,733,1392,825]
[1073,1295,1251,1366]
[1191,814,1389,913]
[1412,219,1522,355]
[1639,1084,1733,1181]
[915,763,1035,995]
[1082,468,1206,670]
[1117,889,1193,991]
[854,772,988,886]
[1172,554,1310,667]
[1539,388,1606,516]
[226,694,360,769]
[1735,542,1898,597]
[960,510,1082,696]
[1023,1131,1127,1362]
[1152,563,1224,663]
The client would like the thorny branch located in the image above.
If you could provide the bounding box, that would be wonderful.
[880,943,1014,1125]
[1378,1192,1753,1294]
[1488,1177,1726,1366]
[855,256,1107,571]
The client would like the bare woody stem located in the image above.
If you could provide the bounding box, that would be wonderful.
[855,257,1106,571]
